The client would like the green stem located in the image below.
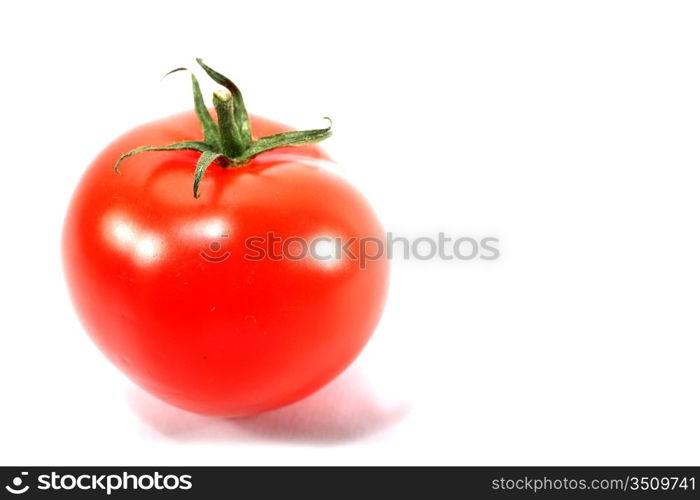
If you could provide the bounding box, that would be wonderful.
[212,90,243,158]
[113,58,333,197]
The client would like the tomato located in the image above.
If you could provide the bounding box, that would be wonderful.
[62,61,389,416]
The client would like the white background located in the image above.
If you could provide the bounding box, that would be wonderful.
[1,0,699,465]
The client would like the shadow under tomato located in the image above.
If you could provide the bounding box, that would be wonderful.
[126,368,409,445]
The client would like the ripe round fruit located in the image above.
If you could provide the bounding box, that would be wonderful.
[62,61,388,416]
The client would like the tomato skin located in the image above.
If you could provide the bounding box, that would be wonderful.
[63,110,388,416]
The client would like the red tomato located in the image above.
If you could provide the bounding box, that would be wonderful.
[62,110,389,416]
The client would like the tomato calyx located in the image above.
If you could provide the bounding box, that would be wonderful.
[113,58,332,198]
